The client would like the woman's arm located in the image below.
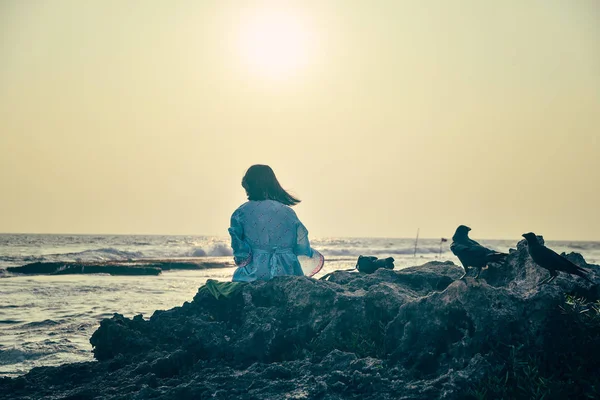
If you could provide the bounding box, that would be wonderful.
[228,210,252,267]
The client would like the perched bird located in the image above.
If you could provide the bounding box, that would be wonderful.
[522,232,594,285]
[450,225,508,279]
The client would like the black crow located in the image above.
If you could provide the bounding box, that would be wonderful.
[522,232,594,284]
[450,225,508,279]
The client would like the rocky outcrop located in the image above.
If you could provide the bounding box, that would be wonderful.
[1,240,599,399]
[478,236,600,298]
[7,259,233,276]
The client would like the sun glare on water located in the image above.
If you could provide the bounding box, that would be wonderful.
[238,9,315,80]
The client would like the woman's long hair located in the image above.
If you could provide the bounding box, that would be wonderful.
[242,165,300,206]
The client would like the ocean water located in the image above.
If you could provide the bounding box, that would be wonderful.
[1,234,599,377]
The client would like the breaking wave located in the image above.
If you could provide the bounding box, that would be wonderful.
[0,348,48,367]
[60,248,144,261]
[321,246,446,257]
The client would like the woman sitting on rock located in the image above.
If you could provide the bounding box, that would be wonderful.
[229,164,324,282]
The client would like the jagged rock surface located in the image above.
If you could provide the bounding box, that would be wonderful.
[480,236,600,298]
[1,242,598,400]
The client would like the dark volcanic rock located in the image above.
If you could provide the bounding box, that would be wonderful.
[7,259,233,276]
[324,261,463,295]
[2,247,599,400]
[481,237,600,298]
[7,262,162,276]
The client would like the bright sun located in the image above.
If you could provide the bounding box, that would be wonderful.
[238,9,314,79]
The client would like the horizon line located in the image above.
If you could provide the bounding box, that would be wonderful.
[0,232,597,243]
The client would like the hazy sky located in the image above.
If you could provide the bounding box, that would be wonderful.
[1,0,599,240]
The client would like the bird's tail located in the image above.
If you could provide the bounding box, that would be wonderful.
[486,252,508,264]
[574,267,595,284]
